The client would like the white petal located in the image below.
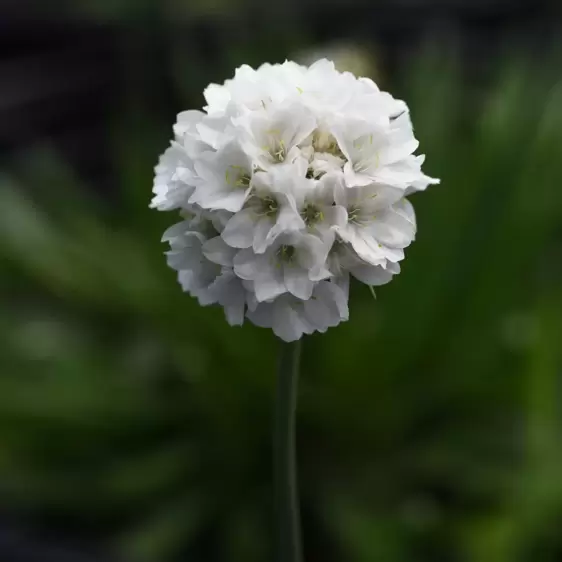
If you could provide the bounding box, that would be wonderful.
[174,110,204,139]
[309,265,332,282]
[367,206,416,248]
[225,302,245,326]
[254,271,286,302]
[222,209,256,248]
[381,245,405,263]
[203,190,248,213]
[246,302,274,328]
[233,248,260,280]
[329,277,350,320]
[202,236,236,266]
[196,117,231,149]
[303,296,332,329]
[392,198,416,228]
[284,266,314,300]
[345,227,386,266]
[363,184,405,210]
[161,221,190,242]
[210,210,232,233]
[261,206,305,252]
[372,157,428,187]
[350,263,395,286]
[203,84,230,114]
[343,162,373,187]
[253,217,275,254]
[321,205,348,229]
[177,270,194,292]
[294,233,326,270]
[272,305,309,342]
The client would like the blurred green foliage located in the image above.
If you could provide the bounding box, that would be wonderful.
[1,43,562,562]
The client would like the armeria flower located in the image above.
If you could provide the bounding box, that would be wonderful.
[221,161,307,253]
[189,140,254,212]
[151,143,197,211]
[151,59,439,341]
[234,231,332,302]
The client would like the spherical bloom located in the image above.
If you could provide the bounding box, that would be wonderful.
[151,59,439,341]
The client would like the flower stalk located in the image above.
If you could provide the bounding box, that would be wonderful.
[274,339,303,562]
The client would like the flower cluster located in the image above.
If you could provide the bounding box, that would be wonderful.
[151,59,439,341]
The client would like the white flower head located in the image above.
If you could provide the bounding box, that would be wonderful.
[151,59,439,341]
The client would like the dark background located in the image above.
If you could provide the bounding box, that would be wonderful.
[1,1,562,561]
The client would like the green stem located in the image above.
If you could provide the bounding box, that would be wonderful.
[274,339,303,562]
